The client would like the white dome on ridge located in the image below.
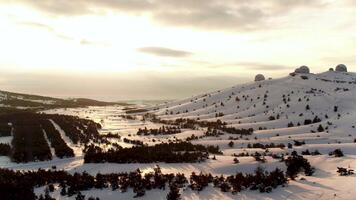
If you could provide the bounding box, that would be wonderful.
[254,74,265,82]
[335,64,347,72]
[294,65,310,74]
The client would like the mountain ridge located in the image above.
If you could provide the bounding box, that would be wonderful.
[149,68,356,146]
[0,89,126,110]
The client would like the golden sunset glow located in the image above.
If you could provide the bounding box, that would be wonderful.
[0,0,355,99]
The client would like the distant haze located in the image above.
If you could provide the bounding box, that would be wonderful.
[0,71,251,101]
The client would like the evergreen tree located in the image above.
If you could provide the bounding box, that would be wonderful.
[167,184,181,200]
[317,124,324,132]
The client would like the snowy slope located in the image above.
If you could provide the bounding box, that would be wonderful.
[150,70,356,145]
[4,69,356,200]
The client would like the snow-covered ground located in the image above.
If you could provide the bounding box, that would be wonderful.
[3,70,356,199]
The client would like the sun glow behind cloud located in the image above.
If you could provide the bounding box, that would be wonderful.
[0,0,356,99]
[0,2,279,76]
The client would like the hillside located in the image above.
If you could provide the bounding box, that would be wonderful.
[2,66,356,200]
[150,68,356,146]
[0,90,124,111]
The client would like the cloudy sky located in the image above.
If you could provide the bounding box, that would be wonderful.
[0,0,355,100]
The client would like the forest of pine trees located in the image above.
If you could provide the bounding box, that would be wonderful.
[0,112,101,162]
[0,165,292,200]
[84,142,221,163]
[137,126,181,136]
[41,119,74,158]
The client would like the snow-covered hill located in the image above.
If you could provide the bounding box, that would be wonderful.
[150,68,356,145]
[3,66,356,200]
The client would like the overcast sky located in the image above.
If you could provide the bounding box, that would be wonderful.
[0,0,356,100]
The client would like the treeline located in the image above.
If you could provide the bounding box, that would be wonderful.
[84,142,221,163]
[50,114,102,145]
[204,126,253,137]
[0,112,101,162]
[218,126,253,135]
[0,123,11,136]
[0,112,51,162]
[41,120,74,158]
[0,166,290,200]
[137,126,181,136]
[101,132,120,139]
[209,167,286,193]
[144,115,253,136]
[0,143,10,156]
[247,143,285,149]
[301,149,321,155]
[11,119,52,163]
[122,138,144,146]
[118,114,136,120]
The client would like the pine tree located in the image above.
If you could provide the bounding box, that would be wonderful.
[167,184,181,200]
[228,141,234,148]
[75,192,85,200]
[317,124,324,132]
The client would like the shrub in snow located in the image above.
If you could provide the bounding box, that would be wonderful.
[269,116,276,120]
[287,122,294,127]
[302,149,311,155]
[311,150,321,155]
[228,141,234,147]
[329,149,344,157]
[334,106,338,112]
[285,151,314,179]
[252,152,266,163]
[337,167,354,176]
[293,140,305,146]
[304,119,312,125]
[313,116,321,123]
[335,64,347,72]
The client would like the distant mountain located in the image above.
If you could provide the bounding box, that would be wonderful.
[0,90,125,110]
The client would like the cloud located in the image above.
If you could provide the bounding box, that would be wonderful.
[322,56,356,65]
[80,39,109,47]
[17,21,54,32]
[16,20,78,41]
[204,61,290,71]
[137,47,192,57]
[153,5,265,31]
[17,21,110,45]
[11,0,328,32]
[236,62,290,71]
